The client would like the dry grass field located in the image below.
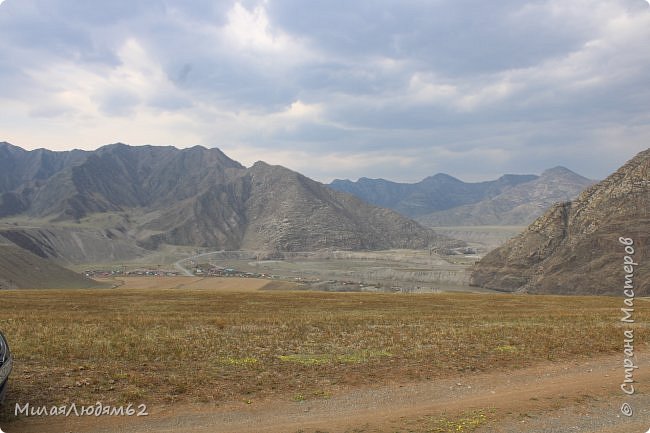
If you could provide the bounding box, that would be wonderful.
[0,281,643,428]
[107,276,299,291]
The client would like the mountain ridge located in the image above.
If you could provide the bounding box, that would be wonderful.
[329,172,538,218]
[416,166,594,226]
[0,142,456,263]
[469,148,650,295]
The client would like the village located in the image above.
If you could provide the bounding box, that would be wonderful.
[84,263,282,281]
[82,261,403,293]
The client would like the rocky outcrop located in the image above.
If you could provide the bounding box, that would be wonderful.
[470,149,650,295]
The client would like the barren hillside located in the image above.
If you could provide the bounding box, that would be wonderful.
[470,148,650,295]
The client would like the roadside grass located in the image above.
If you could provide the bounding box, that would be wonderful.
[292,409,496,433]
[0,285,640,421]
[396,409,495,433]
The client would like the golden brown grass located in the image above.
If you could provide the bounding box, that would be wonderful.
[0,285,641,422]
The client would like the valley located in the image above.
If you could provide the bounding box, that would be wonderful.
[0,144,647,433]
[65,248,483,294]
[172,248,481,293]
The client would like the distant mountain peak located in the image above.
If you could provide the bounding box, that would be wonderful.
[540,166,583,178]
[329,171,546,218]
[418,173,463,184]
[416,166,593,227]
[98,142,129,150]
[497,173,538,181]
[0,141,25,153]
[431,173,460,181]
[252,160,269,166]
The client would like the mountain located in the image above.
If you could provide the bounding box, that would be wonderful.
[0,141,89,193]
[26,143,245,220]
[240,162,439,251]
[0,243,107,289]
[0,142,90,218]
[137,160,446,252]
[329,173,537,218]
[0,226,150,265]
[469,149,650,295]
[0,143,455,263]
[416,167,594,226]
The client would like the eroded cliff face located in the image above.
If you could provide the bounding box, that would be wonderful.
[470,149,650,295]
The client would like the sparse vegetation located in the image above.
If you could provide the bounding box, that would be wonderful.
[0,283,640,423]
[403,409,495,433]
[291,409,496,433]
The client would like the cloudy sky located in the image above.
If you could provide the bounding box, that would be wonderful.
[0,0,649,182]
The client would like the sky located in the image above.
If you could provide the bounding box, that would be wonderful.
[0,0,649,183]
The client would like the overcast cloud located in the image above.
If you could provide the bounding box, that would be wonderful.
[0,0,648,182]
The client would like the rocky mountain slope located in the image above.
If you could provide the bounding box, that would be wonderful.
[0,142,89,218]
[240,162,437,251]
[21,143,245,220]
[416,167,594,226]
[329,173,537,218]
[0,225,150,265]
[470,149,650,295]
[0,243,107,289]
[0,143,454,263]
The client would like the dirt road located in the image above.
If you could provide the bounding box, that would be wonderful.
[4,351,649,433]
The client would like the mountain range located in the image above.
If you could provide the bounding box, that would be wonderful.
[0,142,455,265]
[416,167,595,226]
[470,148,650,295]
[329,168,594,226]
[1,141,646,295]
[329,173,537,217]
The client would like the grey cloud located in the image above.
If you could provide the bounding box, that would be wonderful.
[97,88,140,117]
[176,61,299,110]
[0,0,648,182]
[28,103,76,118]
[266,0,591,75]
[269,122,350,143]
[294,61,407,98]
[0,1,129,65]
